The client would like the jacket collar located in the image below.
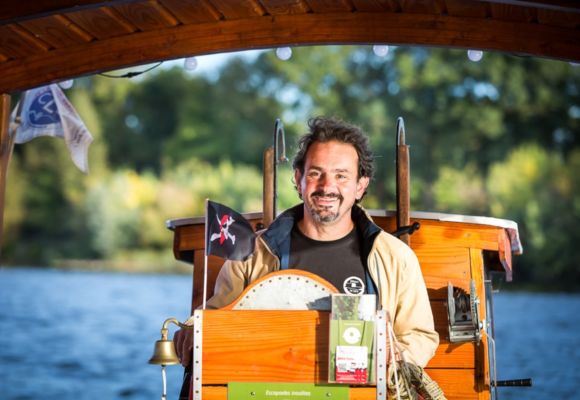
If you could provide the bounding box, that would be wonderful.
[261,203,382,259]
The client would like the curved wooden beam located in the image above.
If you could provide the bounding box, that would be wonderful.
[0,11,578,93]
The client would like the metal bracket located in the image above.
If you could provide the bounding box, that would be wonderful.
[376,310,387,400]
[447,280,482,343]
[192,310,203,400]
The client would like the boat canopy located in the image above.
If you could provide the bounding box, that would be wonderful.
[0,0,579,93]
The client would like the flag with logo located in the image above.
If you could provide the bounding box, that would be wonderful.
[10,84,93,173]
[205,200,256,261]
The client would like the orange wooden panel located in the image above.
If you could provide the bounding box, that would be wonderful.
[416,246,471,299]
[410,220,503,252]
[202,310,328,384]
[426,369,482,400]
[200,369,481,400]
[200,310,477,383]
[428,341,476,369]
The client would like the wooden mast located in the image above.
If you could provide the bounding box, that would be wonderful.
[396,117,411,245]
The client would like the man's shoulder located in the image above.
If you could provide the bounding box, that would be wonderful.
[372,230,418,261]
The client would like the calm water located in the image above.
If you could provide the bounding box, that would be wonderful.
[1,268,579,400]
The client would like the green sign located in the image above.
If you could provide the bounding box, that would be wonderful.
[228,382,349,400]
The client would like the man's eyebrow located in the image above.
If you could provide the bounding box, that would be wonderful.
[307,165,352,173]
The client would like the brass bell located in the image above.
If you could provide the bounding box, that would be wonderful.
[149,338,180,365]
[148,317,190,365]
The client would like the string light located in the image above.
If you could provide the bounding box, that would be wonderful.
[276,47,292,61]
[184,57,198,71]
[372,45,389,57]
[59,80,74,89]
[467,50,483,62]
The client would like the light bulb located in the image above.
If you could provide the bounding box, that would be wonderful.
[373,45,389,57]
[59,80,74,89]
[467,50,483,62]
[276,47,292,61]
[184,57,198,71]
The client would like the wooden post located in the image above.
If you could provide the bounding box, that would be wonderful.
[395,117,411,245]
[262,146,275,227]
[0,94,13,260]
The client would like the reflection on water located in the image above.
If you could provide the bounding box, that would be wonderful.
[1,267,579,399]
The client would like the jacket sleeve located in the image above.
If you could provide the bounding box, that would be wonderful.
[205,259,249,309]
[392,249,439,367]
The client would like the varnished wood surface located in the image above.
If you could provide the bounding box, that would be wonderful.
[1,0,579,93]
[198,310,482,399]
[170,211,520,399]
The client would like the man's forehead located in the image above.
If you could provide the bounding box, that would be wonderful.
[304,142,359,171]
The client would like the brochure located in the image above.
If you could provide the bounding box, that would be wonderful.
[328,294,376,384]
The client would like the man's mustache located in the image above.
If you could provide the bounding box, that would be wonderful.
[311,191,343,201]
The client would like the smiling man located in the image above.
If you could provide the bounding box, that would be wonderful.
[175,116,438,375]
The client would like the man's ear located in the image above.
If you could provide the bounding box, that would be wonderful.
[356,176,370,200]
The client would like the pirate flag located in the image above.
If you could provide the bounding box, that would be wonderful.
[205,200,257,261]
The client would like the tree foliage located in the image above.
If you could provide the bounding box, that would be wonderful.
[3,46,579,289]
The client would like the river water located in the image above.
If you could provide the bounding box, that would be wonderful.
[1,267,579,399]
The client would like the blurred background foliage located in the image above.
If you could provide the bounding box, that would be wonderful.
[3,46,579,290]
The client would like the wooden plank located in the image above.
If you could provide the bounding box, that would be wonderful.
[0,25,50,59]
[200,310,476,382]
[202,310,329,383]
[260,0,312,15]
[410,220,504,252]
[0,0,134,25]
[351,0,396,12]
[20,15,93,48]
[199,369,480,399]
[66,7,137,39]
[415,246,471,298]
[113,0,180,31]
[160,0,222,24]
[210,0,267,19]
[429,341,476,369]
[445,0,489,18]
[425,369,481,400]
[307,0,354,13]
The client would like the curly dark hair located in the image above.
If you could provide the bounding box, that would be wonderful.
[292,116,374,201]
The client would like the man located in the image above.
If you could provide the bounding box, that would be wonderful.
[175,116,438,370]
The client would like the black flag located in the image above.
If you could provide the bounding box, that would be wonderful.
[205,200,256,261]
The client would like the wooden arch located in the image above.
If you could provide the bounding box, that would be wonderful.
[0,0,579,94]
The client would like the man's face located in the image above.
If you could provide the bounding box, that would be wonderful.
[295,140,369,226]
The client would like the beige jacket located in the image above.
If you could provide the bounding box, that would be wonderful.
[206,204,439,367]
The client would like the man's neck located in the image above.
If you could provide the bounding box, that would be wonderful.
[297,215,354,241]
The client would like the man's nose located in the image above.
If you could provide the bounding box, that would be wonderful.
[317,173,333,190]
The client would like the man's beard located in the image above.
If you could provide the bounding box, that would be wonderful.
[307,191,343,224]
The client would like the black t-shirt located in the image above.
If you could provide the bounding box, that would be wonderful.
[288,224,367,294]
